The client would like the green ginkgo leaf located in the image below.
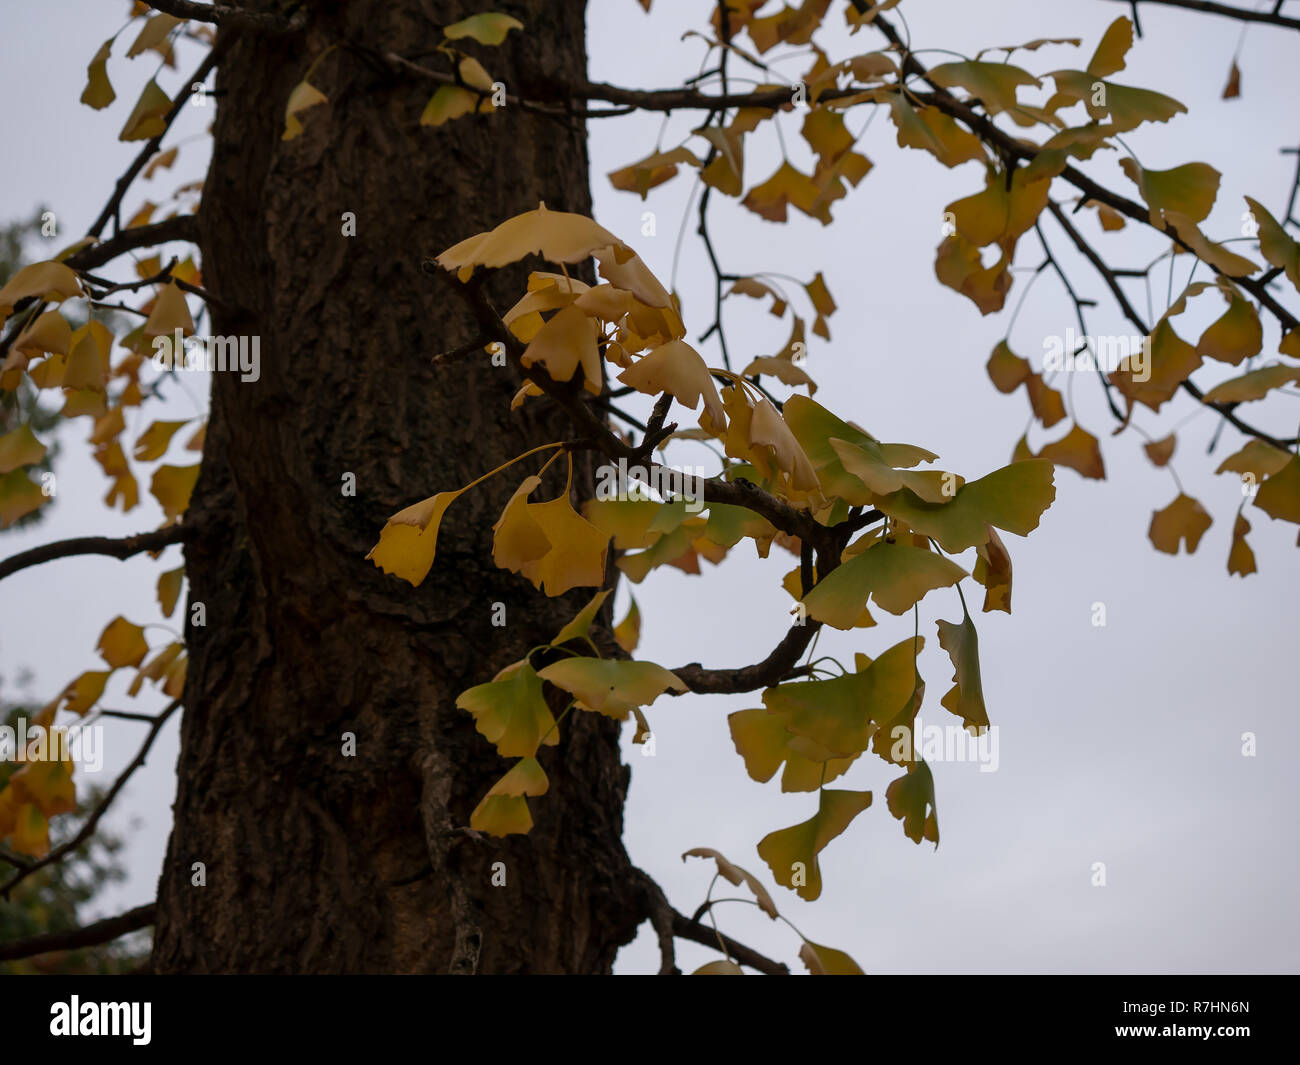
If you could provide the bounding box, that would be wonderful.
[551,589,611,647]
[873,459,1056,554]
[444,12,524,46]
[762,637,922,759]
[456,659,558,757]
[469,757,548,837]
[935,611,989,732]
[885,760,939,846]
[538,657,685,718]
[757,788,873,900]
[802,541,967,628]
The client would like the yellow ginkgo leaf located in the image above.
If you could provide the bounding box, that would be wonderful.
[520,304,602,393]
[885,760,939,845]
[142,282,195,339]
[1227,513,1256,577]
[133,419,190,461]
[972,527,1013,613]
[420,84,480,127]
[1148,493,1212,554]
[10,757,76,819]
[12,309,73,360]
[444,12,524,45]
[728,706,860,793]
[127,13,182,58]
[157,565,185,618]
[1086,15,1133,77]
[437,203,628,274]
[1214,439,1291,480]
[693,960,745,975]
[61,670,112,715]
[613,596,640,653]
[887,94,985,169]
[527,495,609,596]
[935,611,989,732]
[0,424,47,474]
[929,60,1040,116]
[682,847,779,918]
[551,589,611,647]
[0,469,46,528]
[492,475,550,581]
[609,146,702,199]
[81,39,116,109]
[97,616,149,669]
[1035,423,1106,480]
[749,398,819,493]
[1255,455,1300,525]
[741,356,817,393]
[1196,290,1261,364]
[538,657,686,719]
[282,79,328,141]
[1119,157,1220,227]
[1244,196,1300,290]
[120,78,172,141]
[1051,69,1186,133]
[617,339,726,429]
[757,788,873,901]
[368,490,464,586]
[799,939,866,975]
[150,463,201,521]
[0,261,83,319]
[1202,364,1300,405]
[469,757,549,837]
[145,146,179,179]
[6,801,50,857]
[456,660,558,758]
[741,162,827,224]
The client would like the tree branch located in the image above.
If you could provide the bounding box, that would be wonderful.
[671,615,821,694]
[65,215,199,273]
[88,42,225,239]
[0,700,182,900]
[1045,201,1297,449]
[0,525,192,584]
[140,1,306,33]
[670,910,790,974]
[0,903,155,962]
[1102,0,1300,32]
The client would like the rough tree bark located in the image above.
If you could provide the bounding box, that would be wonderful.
[151,0,644,973]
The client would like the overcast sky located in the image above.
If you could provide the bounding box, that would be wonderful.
[1,0,1297,974]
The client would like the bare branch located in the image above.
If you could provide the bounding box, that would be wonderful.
[0,903,155,962]
[88,43,225,239]
[0,526,191,584]
[1045,201,1298,449]
[1103,0,1300,32]
[671,615,821,694]
[670,910,790,974]
[64,215,199,272]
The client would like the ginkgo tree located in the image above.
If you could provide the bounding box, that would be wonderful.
[0,0,1296,975]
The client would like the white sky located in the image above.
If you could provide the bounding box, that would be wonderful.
[1,0,1297,974]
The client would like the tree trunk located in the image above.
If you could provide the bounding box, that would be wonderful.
[152,0,642,973]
